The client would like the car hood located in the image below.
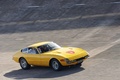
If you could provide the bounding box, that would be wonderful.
[49,47,88,60]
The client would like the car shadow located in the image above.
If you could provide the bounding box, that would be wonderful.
[4,65,84,79]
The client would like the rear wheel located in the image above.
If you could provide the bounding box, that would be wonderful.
[19,58,31,70]
[50,59,62,71]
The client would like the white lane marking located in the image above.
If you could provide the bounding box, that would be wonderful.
[27,6,40,8]
[17,21,34,25]
[27,2,120,8]
[111,2,120,4]
[35,15,81,23]
[82,13,120,19]
[89,38,120,58]
[0,15,82,26]
[76,2,120,6]
[75,4,86,6]
[112,38,120,44]
[0,12,120,26]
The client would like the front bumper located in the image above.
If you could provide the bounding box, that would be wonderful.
[67,55,89,64]
[61,55,89,66]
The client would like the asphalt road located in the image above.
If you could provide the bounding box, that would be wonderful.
[0,0,120,80]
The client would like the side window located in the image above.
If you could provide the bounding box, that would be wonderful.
[21,48,28,53]
[37,45,50,53]
[21,47,38,54]
[28,48,38,54]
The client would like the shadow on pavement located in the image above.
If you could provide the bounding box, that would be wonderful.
[4,65,84,79]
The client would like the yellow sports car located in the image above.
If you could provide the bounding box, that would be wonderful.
[13,41,89,71]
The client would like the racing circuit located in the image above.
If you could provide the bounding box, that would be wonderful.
[0,0,120,80]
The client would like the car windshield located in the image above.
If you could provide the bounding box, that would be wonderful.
[37,42,61,53]
[48,42,61,50]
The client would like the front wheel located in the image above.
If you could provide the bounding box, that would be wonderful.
[50,59,62,71]
[19,58,31,70]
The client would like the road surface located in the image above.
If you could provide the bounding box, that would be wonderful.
[0,0,120,80]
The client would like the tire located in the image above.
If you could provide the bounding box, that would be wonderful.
[19,58,31,70]
[77,61,83,67]
[78,63,82,67]
[50,59,62,71]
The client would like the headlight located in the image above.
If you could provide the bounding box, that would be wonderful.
[64,58,71,64]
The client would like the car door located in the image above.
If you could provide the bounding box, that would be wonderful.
[23,47,43,66]
[36,45,52,66]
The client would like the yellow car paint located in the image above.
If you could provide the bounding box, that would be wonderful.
[13,42,89,68]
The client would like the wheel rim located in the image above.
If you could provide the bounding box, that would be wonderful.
[52,60,59,70]
[20,59,27,68]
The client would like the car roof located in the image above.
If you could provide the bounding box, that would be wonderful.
[29,41,51,47]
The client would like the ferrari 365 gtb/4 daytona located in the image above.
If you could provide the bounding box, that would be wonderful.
[13,42,89,71]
